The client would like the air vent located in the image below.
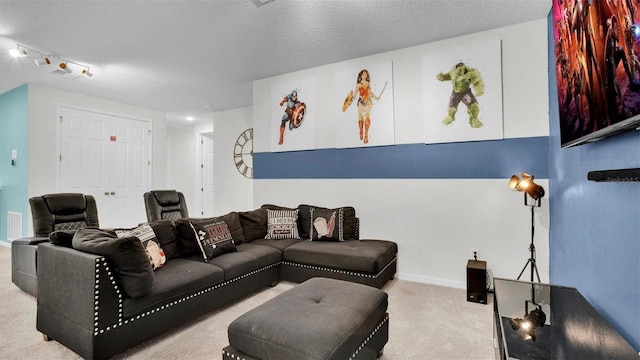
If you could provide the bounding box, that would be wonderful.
[7,211,22,240]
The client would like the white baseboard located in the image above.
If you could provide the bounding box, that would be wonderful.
[0,240,11,248]
[396,272,466,290]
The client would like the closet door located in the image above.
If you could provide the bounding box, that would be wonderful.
[107,115,151,227]
[59,106,151,228]
[59,107,111,219]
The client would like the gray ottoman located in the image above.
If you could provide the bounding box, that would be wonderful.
[222,277,389,360]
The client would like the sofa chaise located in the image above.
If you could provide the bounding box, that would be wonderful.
[34,204,397,359]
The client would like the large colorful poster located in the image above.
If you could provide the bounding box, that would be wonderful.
[423,39,503,144]
[335,61,395,148]
[270,77,316,152]
[553,0,640,148]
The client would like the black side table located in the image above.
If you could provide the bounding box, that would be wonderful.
[493,278,638,359]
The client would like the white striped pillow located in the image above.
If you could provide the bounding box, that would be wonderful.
[265,209,300,239]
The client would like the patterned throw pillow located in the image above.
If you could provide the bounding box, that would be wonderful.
[265,209,300,239]
[310,207,341,241]
[188,220,237,261]
[298,205,357,241]
[115,224,166,270]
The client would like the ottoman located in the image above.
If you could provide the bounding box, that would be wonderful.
[222,277,389,360]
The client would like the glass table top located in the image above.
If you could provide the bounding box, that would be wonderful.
[494,278,638,360]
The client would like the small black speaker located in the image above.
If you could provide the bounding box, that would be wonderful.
[467,260,487,304]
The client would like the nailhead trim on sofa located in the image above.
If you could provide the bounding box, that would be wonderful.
[92,257,282,336]
[281,258,396,279]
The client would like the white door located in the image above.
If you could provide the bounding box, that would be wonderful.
[59,106,151,228]
[200,134,215,217]
[59,107,111,219]
[108,116,151,227]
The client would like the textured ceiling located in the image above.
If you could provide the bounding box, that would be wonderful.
[0,0,551,127]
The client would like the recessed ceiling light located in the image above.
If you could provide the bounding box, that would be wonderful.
[186,116,195,121]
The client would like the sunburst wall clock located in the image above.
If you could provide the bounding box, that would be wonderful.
[233,128,253,178]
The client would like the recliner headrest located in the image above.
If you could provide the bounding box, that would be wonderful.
[43,193,89,215]
[152,190,180,206]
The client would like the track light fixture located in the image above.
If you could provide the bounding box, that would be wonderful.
[34,56,51,66]
[9,45,27,57]
[7,43,96,79]
[81,68,95,79]
[58,62,72,74]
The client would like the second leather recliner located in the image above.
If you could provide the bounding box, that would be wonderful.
[143,190,189,222]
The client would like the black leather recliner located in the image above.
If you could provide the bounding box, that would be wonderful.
[11,193,99,296]
[143,190,189,222]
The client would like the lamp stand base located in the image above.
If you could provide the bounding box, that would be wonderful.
[517,258,541,283]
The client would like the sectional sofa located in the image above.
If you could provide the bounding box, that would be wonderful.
[35,204,397,359]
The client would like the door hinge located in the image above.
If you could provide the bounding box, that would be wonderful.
[148,160,151,165]
[59,155,62,161]
[59,116,63,123]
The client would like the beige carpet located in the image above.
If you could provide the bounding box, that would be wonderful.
[0,244,495,359]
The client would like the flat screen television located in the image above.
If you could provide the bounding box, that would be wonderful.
[553,0,640,148]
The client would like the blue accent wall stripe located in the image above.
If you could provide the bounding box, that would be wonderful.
[255,136,548,179]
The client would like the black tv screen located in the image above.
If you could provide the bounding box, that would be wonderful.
[553,0,640,148]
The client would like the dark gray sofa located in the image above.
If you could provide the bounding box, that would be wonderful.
[35,204,397,359]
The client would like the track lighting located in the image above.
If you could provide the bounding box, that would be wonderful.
[58,62,72,74]
[34,56,51,66]
[8,42,96,79]
[81,68,94,79]
[9,45,27,57]
[33,56,51,66]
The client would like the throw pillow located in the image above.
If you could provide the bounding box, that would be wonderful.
[148,220,180,260]
[239,208,268,241]
[298,205,357,241]
[115,224,166,270]
[221,211,246,245]
[48,230,76,247]
[187,219,237,261]
[261,204,298,211]
[176,218,237,261]
[265,208,300,240]
[72,228,154,299]
[310,207,340,241]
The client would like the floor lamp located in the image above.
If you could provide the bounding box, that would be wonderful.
[509,172,545,283]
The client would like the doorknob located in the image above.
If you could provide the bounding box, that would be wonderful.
[110,192,116,195]
[104,192,109,196]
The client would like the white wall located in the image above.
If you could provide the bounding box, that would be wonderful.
[26,84,167,234]
[212,107,254,214]
[166,126,197,211]
[165,108,253,218]
[252,19,550,288]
